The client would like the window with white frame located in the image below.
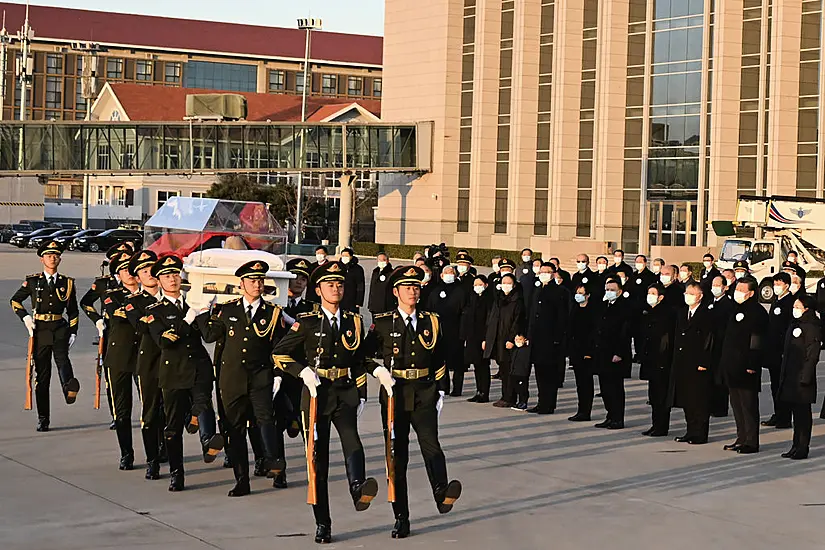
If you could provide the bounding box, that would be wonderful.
[96,186,105,205]
[191,192,205,199]
[115,187,126,206]
[157,190,179,208]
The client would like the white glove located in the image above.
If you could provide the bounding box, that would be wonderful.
[183,308,199,325]
[95,319,105,338]
[68,334,76,348]
[299,367,321,398]
[262,294,277,304]
[22,315,34,337]
[436,390,445,417]
[373,365,396,397]
[357,398,366,418]
[272,376,282,398]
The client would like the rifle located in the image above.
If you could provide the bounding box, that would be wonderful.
[386,394,396,502]
[24,336,33,410]
[305,396,318,505]
[94,336,103,410]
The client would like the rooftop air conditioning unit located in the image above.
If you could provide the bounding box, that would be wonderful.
[185,94,248,121]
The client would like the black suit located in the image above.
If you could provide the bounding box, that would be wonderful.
[639,303,675,433]
[706,295,734,416]
[571,268,599,296]
[766,292,795,425]
[426,281,469,395]
[699,266,721,294]
[671,304,714,441]
[593,297,632,423]
[527,282,570,412]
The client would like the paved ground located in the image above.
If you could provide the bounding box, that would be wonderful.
[2,245,825,549]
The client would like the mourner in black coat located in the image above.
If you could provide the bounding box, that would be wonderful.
[483,274,526,407]
[571,254,599,297]
[606,250,633,280]
[568,286,597,421]
[720,278,769,453]
[592,278,632,429]
[509,336,532,410]
[670,283,715,444]
[368,254,394,314]
[698,253,721,295]
[462,276,494,403]
[705,276,734,417]
[627,256,658,361]
[426,266,469,396]
[659,265,685,311]
[339,249,365,312]
[763,272,795,428]
[777,296,820,459]
[638,284,675,437]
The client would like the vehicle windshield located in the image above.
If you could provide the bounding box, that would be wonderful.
[12,224,31,231]
[720,239,751,262]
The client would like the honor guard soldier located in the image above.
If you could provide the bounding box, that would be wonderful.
[197,260,289,497]
[144,255,224,492]
[101,251,142,470]
[123,250,168,480]
[11,240,81,431]
[80,242,134,428]
[367,265,462,539]
[283,258,315,325]
[272,261,377,545]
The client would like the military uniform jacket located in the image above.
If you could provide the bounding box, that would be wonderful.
[272,309,368,411]
[101,286,140,373]
[124,290,162,378]
[11,272,80,337]
[366,310,448,411]
[145,298,213,390]
[198,298,287,400]
[80,275,116,323]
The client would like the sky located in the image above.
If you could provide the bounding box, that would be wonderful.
[7,0,385,36]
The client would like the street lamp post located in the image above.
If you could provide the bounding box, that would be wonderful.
[70,41,103,229]
[295,17,322,245]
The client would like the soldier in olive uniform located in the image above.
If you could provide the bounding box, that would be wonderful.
[123,250,168,480]
[101,251,142,469]
[144,256,224,492]
[367,266,463,539]
[198,260,289,497]
[80,242,134,427]
[10,240,81,432]
[272,261,377,545]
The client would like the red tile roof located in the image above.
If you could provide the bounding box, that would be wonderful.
[0,3,382,67]
[105,83,381,122]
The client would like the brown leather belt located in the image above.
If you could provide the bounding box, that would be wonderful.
[393,368,429,380]
[316,367,349,380]
[34,313,63,322]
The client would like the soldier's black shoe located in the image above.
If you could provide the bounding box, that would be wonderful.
[391,518,411,539]
[723,443,741,451]
[641,428,654,436]
[109,420,117,430]
[253,457,267,477]
[649,430,669,437]
[736,445,759,454]
[314,524,332,544]
[228,479,251,497]
[527,406,554,414]
[185,415,199,434]
[475,394,490,403]
[287,421,301,439]
[761,415,777,427]
[119,453,135,471]
[168,470,185,492]
[63,378,80,405]
[781,447,798,458]
[466,394,481,403]
[674,435,691,443]
[791,448,809,460]
[435,480,462,514]
[145,461,160,480]
[606,421,625,430]
[223,455,233,469]
[594,419,611,428]
[265,457,287,478]
[36,418,50,432]
[351,477,378,511]
[568,413,591,422]
[272,471,288,489]
[202,434,224,463]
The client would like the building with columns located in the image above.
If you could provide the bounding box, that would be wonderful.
[378,0,823,262]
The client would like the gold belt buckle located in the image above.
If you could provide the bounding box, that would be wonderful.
[330,368,341,379]
[406,369,417,380]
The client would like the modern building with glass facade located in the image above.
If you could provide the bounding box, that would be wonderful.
[379,0,823,261]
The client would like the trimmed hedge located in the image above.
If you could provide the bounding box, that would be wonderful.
[352,242,532,266]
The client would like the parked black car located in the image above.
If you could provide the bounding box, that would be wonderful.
[1,223,34,243]
[10,227,63,248]
[19,220,58,231]
[28,228,79,249]
[61,229,103,250]
[55,222,80,230]
[73,228,143,252]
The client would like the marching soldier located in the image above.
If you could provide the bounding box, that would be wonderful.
[11,240,81,432]
[367,265,462,539]
[101,251,142,469]
[123,250,167,480]
[272,261,377,545]
[79,242,134,428]
[197,260,288,496]
[284,258,315,324]
[144,256,224,491]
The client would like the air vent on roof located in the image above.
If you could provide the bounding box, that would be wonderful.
[185,94,247,121]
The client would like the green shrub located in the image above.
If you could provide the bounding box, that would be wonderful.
[352,242,532,266]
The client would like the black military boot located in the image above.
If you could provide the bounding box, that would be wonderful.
[62,378,80,405]
[141,429,160,480]
[391,517,411,539]
[166,434,185,492]
[36,417,50,432]
[345,451,378,512]
[314,523,332,544]
[272,471,288,489]
[228,457,251,497]
[434,480,463,514]
[115,421,134,470]
[157,428,168,463]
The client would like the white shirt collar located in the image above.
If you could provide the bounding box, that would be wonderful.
[398,307,418,329]
[243,297,262,317]
[43,271,57,281]
[321,306,341,326]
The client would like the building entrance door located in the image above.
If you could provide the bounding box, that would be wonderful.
[648,200,697,247]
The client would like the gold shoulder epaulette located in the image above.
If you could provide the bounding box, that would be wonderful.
[297,310,321,319]
[146,301,162,310]
[427,311,440,319]
[373,311,394,320]
[26,272,40,278]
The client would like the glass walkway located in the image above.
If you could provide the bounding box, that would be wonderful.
[0,121,432,176]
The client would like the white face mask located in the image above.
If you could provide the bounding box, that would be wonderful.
[793,308,804,319]
[538,273,553,284]
[377,261,387,270]
[442,274,455,284]
[501,284,514,295]
[788,256,797,264]
[734,290,747,304]
[457,264,468,274]
[577,262,587,272]
[515,340,524,348]
[492,263,501,273]
[316,254,326,263]
[555,277,563,285]
[684,294,698,306]
[422,272,431,283]
[790,283,801,294]
[340,256,351,264]
[646,294,659,306]
[703,261,713,269]
[635,263,645,272]
[619,276,627,286]
[711,286,724,297]
[522,255,532,263]
[532,266,541,274]
[735,271,745,280]
[574,293,587,303]
[651,264,661,274]
[726,278,736,287]
[473,285,485,295]
[679,272,689,282]
[597,264,607,273]
[660,274,672,285]
[773,285,786,297]
[614,257,623,265]
[604,290,618,302]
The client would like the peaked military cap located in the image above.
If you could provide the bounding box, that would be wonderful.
[110,251,133,275]
[390,265,424,287]
[310,261,345,286]
[37,240,64,257]
[455,251,474,265]
[150,255,183,278]
[128,250,158,276]
[286,258,311,278]
[106,242,134,260]
[235,260,269,279]
[733,260,750,271]
[498,257,516,270]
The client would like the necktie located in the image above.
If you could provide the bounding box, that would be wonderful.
[246,304,253,323]
[688,310,693,321]
[48,276,55,292]
[330,315,339,339]
[176,299,183,312]
[406,316,416,341]
[289,298,296,309]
